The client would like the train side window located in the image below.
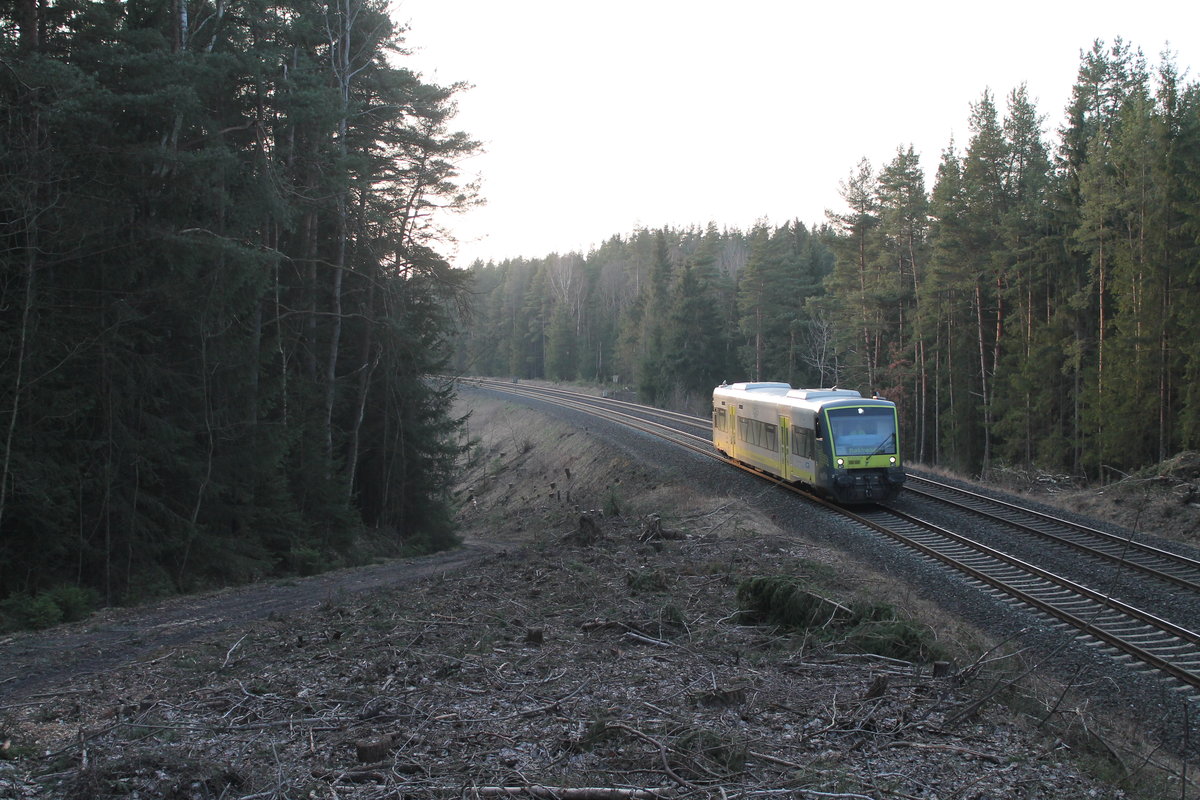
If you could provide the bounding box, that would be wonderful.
[713,408,727,431]
[764,423,777,452]
[738,417,750,442]
[791,425,815,458]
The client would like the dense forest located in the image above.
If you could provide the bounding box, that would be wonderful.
[0,0,476,624]
[4,13,1198,631]
[451,40,1200,484]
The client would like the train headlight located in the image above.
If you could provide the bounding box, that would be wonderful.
[836,458,844,467]
[889,457,896,465]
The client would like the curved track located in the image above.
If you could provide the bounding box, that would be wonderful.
[461,378,1200,698]
[853,504,1200,691]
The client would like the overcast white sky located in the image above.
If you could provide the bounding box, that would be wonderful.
[395,1,1198,267]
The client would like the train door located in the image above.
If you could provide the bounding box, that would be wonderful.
[814,411,835,480]
[712,398,735,457]
[727,406,737,460]
[778,415,791,481]
[788,410,819,485]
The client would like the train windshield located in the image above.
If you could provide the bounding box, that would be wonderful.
[825,407,897,456]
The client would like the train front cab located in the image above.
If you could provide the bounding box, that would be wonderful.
[817,401,905,503]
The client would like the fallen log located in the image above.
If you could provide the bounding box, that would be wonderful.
[467,787,669,799]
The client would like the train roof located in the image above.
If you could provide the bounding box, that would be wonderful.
[785,388,861,400]
[714,382,894,411]
[722,382,792,393]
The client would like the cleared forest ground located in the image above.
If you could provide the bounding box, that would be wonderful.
[0,391,1192,799]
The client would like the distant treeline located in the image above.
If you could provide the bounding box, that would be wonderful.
[0,0,475,622]
[451,40,1200,482]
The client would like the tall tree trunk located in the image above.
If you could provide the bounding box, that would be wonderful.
[1096,236,1107,465]
[302,210,319,383]
[323,0,356,465]
[975,279,991,471]
[345,197,377,501]
[0,102,48,538]
[754,297,763,381]
[324,207,345,463]
[908,233,927,463]
[175,0,189,51]
[857,232,874,389]
[1159,274,1171,461]
[17,0,39,51]
[0,223,37,537]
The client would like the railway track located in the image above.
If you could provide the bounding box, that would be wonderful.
[464,378,710,435]
[460,378,1200,698]
[905,473,1200,594]
[853,504,1200,692]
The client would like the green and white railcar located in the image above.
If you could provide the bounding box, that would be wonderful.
[712,382,905,503]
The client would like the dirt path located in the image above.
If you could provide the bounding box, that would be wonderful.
[0,542,495,704]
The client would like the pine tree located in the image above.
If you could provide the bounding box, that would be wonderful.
[875,146,930,460]
[924,140,982,470]
[991,85,1066,469]
[661,265,716,400]
[822,160,882,389]
[1062,38,1149,474]
[542,254,585,380]
[1172,80,1200,446]
[0,0,478,611]
[634,231,675,403]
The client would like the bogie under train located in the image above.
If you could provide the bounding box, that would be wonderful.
[712,382,904,503]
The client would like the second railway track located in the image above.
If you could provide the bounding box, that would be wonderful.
[905,473,1200,594]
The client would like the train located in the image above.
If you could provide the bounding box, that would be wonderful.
[712,382,905,503]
